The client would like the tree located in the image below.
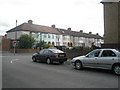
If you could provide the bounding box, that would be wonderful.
[35,41,54,49]
[18,34,35,49]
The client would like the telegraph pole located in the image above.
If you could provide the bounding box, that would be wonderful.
[13,20,17,54]
[15,20,17,40]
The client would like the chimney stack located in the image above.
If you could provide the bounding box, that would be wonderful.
[89,32,92,34]
[51,25,55,28]
[80,30,83,33]
[96,33,99,35]
[28,20,33,24]
[67,28,71,31]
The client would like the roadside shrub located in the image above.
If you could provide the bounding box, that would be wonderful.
[17,34,35,49]
[35,41,54,49]
[65,46,92,59]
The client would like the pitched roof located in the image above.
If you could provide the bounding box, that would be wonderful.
[7,21,103,39]
[7,23,60,34]
[101,0,120,2]
[57,28,103,39]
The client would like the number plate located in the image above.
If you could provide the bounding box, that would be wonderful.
[60,55,64,56]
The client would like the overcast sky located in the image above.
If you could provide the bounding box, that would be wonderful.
[0,0,104,36]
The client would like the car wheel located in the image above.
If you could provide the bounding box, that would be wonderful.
[59,61,64,64]
[113,65,120,75]
[75,61,82,70]
[46,58,51,64]
[32,57,37,62]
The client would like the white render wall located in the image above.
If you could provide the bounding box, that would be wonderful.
[7,32,16,39]
[6,31,103,47]
[7,31,30,39]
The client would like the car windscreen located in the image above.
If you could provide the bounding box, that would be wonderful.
[49,49,64,53]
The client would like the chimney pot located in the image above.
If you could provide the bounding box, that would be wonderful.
[80,30,83,33]
[96,33,99,35]
[89,32,92,34]
[51,25,55,28]
[28,20,33,24]
[67,28,71,31]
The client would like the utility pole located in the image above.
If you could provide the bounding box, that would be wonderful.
[15,20,17,40]
[13,20,17,54]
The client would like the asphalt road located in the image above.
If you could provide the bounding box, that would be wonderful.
[2,52,119,88]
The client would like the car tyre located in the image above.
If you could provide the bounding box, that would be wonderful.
[113,65,120,75]
[32,57,37,62]
[59,61,64,64]
[75,61,82,70]
[46,58,51,64]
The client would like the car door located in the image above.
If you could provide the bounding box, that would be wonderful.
[36,49,45,61]
[42,50,49,61]
[83,50,101,68]
[97,50,118,69]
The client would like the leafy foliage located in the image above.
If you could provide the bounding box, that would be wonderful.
[35,41,54,49]
[65,46,92,59]
[18,34,35,49]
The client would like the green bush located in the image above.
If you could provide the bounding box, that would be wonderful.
[35,41,54,49]
[17,34,35,49]
[65,46,92,59]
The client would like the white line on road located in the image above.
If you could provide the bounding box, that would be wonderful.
[10,59,19,64]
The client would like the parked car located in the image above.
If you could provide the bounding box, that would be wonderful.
[32,49,67,64]
[71,49,120,75]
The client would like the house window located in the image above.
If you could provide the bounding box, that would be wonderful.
[48,34,50,38]
[52,34,54,39]
[63,36,66,40]
[63,42,67,46]
[56,42,60,46]
[56,35,58,39]
[43,34,47,38]
[74,37,78,41]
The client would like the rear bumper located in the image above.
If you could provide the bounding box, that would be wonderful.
[51,57,67,62]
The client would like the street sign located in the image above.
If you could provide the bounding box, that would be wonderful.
[12,40,17,47]
[13,40,17,43]
[12,40,17,54]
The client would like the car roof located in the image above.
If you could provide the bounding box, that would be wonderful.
[47,49,64,53]
[94,49,118,51]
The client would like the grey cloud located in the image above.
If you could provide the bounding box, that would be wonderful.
[0,22,10,27]
[0,30,6,33]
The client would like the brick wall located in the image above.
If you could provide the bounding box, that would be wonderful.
[2,39,11,51]
[17,49,37,53]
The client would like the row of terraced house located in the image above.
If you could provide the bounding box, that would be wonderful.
[6,20,104,47]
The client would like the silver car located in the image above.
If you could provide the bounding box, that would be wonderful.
[71,49,120,75]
